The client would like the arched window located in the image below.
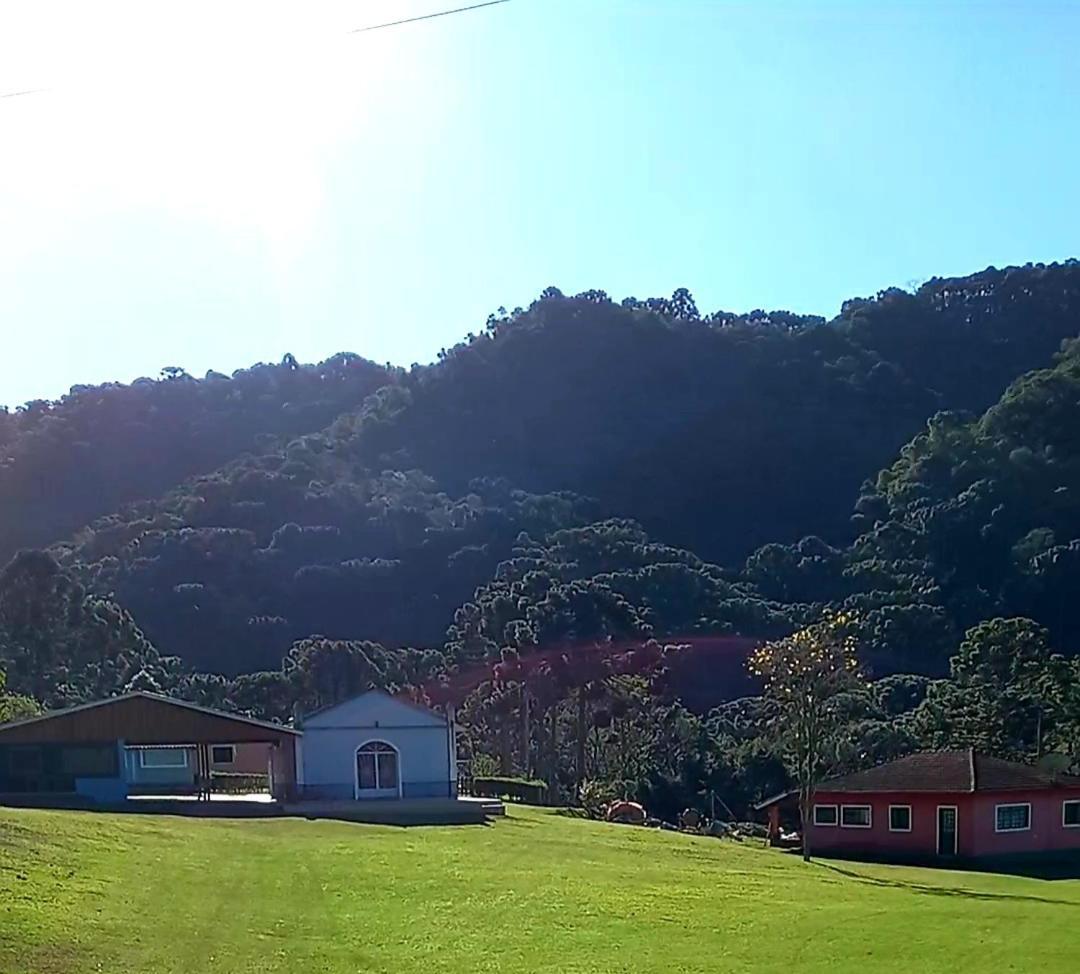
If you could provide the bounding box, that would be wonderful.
[356,741,399,795]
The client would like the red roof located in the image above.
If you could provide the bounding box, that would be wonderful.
[818,749,1080,794]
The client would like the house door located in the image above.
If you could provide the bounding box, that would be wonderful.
[355,741,400,800]
[937,806,958,856]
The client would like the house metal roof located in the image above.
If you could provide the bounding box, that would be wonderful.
[299,688,447,727]
[0,691,300,745]
[755,749,1080,809]
[819,750,1080,793]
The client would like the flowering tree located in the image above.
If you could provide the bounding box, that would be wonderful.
[0,666,40,724]
[749,610,862,861]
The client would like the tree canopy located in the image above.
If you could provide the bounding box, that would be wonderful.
[4,260,1080,819]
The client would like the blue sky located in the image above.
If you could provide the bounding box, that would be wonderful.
[1,0,1078,407]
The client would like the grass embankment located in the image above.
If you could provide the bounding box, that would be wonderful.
[1,806,1077,973]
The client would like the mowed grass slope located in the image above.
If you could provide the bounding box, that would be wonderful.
[1,807,1077,974]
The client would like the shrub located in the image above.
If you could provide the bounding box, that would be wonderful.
[211,772,269,794]
[470,753,499,778]
[579,779,620,820]
[470,776,548,804]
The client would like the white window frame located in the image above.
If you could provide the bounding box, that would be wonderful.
[211,745,236,765]
[888,804,912,833]
[813,804,838,827]
[138,747,189,769]
[994,802,1032,833]
[840,804,873,829]
[1063,800,1080,829]
[354,739,402,799]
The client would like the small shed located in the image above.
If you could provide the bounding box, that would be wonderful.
[0,692,299,802]
[296,690,456,801]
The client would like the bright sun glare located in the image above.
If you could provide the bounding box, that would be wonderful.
[0,2,430,267]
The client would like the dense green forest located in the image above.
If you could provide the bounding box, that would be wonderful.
[0,353,393,560]
[3,260,1080,817]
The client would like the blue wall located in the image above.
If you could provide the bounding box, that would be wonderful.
[123,747,196,789]
[403,781,453,799]
[75,776,129,803]
[300,726,452,800]
[297,780,452,801]
[299,692,455,802]
[74,742,127,804]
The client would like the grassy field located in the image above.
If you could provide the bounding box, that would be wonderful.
[1,806,1077,974]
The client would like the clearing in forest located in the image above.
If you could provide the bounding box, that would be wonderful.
[1,806,1077,973]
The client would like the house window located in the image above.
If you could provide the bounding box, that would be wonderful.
[889,805,912,832]
[995,803,1031,833]
[138,748,189,769]
[211,745,235,765]
[840,805,872,828]
[813,804,838,826]
[1064,801,1080,828]
[356,741,399,793]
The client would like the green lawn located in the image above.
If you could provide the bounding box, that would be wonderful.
[1,806,1077,974]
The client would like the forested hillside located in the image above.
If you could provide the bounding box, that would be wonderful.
[0,261,1071,680]
[0,353,393,560]
[4,261,1080,814]
[861,337,1080,652]
[347,265,1080,562]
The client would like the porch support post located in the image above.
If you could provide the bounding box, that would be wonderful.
[767,805,781,845]
[198,743,211,801]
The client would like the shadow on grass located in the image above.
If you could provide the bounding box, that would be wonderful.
[972,856,1080,881]
[2,795,499,828]
[814,861,1080,905]
[286,815,494,829]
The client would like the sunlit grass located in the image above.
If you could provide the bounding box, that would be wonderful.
[1,805,1077,973]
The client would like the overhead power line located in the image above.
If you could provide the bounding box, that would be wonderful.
[3,2,514,103]
[352,0,511,34]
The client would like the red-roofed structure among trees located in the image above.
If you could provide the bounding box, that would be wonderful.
[758,750,1080,863]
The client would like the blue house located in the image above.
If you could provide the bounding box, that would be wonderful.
[296,690,457,801]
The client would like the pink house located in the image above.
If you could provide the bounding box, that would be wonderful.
[758,750,1080,863]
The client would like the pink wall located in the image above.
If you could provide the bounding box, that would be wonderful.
[808,791,969,857]
[807,788,1080,859]
[970,789,1080,857]
[211,742,271,775]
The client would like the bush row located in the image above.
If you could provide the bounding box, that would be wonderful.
[469,776,548,804]
[210,771,270,793]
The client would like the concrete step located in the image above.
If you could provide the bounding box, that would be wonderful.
[457,796,506,816]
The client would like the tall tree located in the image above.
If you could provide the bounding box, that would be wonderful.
[910,617,1077,758]
[748,611,862,861]
[0,551,165,707]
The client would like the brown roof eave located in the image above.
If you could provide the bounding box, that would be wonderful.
[753,789,796,811]
[0,691,301,739]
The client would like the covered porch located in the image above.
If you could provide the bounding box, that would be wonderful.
[0,692,299,805]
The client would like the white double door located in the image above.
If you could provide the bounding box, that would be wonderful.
[355,741,400,799]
